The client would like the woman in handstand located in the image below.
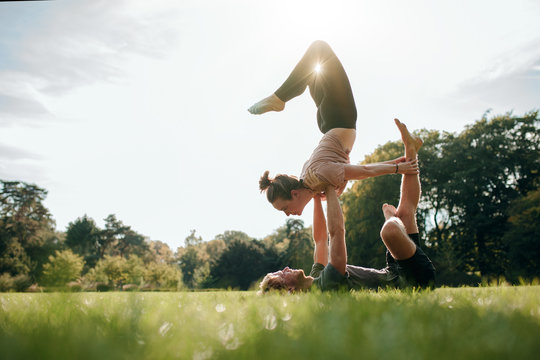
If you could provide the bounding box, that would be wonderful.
[249,40,421,216]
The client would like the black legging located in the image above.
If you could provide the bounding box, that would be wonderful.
[274,41,357,134]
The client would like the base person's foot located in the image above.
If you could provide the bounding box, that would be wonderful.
[382,203,397,220]
[248,94,285,115]
[394,118,423,159]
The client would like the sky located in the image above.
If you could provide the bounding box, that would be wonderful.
[1,0,539,251]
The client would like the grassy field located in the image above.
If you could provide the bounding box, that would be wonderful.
[1,286,539,360]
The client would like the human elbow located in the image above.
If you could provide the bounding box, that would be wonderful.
[328,226,345,241]
[355,165,372,180]
[313,230,328,245]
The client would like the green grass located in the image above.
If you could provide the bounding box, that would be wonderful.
[1,286,539,359]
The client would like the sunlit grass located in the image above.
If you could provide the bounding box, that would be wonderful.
[1,286,539,359]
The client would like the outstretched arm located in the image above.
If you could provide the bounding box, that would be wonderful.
[312,195,328,266]
[325,185,346,275]
[344,158,418,181]
[381,156,407,165]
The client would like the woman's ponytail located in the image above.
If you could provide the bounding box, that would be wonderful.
[259,171,303,203]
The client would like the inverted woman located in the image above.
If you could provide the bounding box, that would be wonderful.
[249,40,420,216]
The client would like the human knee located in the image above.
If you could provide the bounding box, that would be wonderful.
[395,206,415,221]
[329,226,345,240]
[395,208,416,231]
[328,217,345,240]
[380,219,402,240]
[309,40,332,53]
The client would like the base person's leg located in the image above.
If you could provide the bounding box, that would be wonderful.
[381,120,435,286]
[379,119,423,260]
[394,118,423,233]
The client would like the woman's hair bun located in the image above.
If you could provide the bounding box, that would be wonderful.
[259,170,272,192]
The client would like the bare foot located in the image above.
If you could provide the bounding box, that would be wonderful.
[394,118,423,159]
[382,203,397,220]
[248,94,285,115]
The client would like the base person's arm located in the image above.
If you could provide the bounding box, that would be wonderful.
[312,195,328,266]
[325,185,346,275]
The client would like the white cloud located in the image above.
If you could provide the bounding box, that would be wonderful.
[0,71,53,125]
[0,0,182,124]
[0,143,41,161]
[15,0,180,91]
[471,40,540,83]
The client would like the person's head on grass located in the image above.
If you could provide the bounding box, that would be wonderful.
[259,266,313,293]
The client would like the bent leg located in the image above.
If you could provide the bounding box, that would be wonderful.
[380,119,423,259]
[395,172,420,234]
[274,41,351,104]
[394,119,423,234]
[249,41,357,133]
[381,206,435,287]
[381,122,435,285]
[380,205,416,260]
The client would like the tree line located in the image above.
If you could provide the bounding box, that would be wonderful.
[0,182,314,291]
[0,111,538,291]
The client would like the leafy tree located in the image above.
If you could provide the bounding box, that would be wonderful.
[99,214,149,259]
[183,237,227,289]
[0,239,31,276]
[41,249,85,286]
[0,273,32,292]
[184,229,203,247]
[0,273,14,291]
[192,262,211,288]
[203,239,226,265]
[124,255,145,284]
[285,223,314,273]
[0,273,31,292]
[264,219,313,273]
[145,262,183,289]
[414,130,461,274]
[177,230,201,288]
[214,230,252,245]
[65,215,101,271]
[86,255,128,288]
[146,240,175,264]
[118,231,149,259]
[435,112,539,277]
[0,180,59,278]
[209,238,279,290]
[178,245,203,288]
[177,230,222,289]
[503,188,540,280]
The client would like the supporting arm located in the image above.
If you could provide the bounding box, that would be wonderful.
[312,195,329,266]
[325,185,346,275]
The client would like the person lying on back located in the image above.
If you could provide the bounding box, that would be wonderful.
[259,119,435,293]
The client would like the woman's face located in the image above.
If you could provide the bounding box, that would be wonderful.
[271,190,307,216]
